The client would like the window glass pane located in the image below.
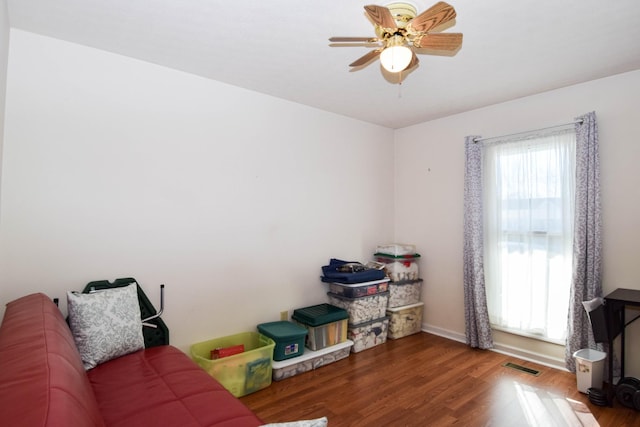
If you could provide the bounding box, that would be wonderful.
[483,130,576,342]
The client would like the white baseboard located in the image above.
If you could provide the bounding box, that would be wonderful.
[491,342,568,371]
[422,323,466,343]
[422,323,568,372]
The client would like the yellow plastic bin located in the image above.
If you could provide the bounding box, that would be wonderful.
[573,348,607,393]
[190,332,275,397]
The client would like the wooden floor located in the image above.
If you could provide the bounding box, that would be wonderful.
[240,333,640,427]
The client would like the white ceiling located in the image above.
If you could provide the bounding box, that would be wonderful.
[6,0,640,129]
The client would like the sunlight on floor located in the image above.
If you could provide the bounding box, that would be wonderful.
[512,381,599,427]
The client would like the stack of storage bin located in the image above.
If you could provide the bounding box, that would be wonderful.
[326,278,392,352]
[258,304,354,381]
[375,244,424,340]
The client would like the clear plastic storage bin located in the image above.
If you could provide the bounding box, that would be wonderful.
[387,279,423,308]
[327,291,389,325]
[375,243,416,256]
[374,254,420,281]
[328,278,390,298]
[271,340,353,381]
[348,316,389,353]
[292,303,349,351]
[387,302,424,339]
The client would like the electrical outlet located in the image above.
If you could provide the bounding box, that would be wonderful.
[280,310,288,321]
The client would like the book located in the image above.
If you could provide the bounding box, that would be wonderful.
[211,344,244,359]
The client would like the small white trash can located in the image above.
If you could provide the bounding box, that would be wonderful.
[573,348,607,393]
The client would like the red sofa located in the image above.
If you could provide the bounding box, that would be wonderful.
[0,293,263,427]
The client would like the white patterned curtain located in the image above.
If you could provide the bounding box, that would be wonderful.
[565,111,602,372]
[463,135,494,349]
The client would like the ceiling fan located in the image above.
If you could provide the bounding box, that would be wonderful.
[329,2,462,79]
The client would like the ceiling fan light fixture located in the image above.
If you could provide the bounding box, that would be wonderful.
[380,44,412,72]
[330,2,462,80]
[384,2,417,28]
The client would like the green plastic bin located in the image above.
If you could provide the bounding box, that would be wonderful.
[190,332,275,397]
[292,304,349,351]
[292,303,349,326]
[257,321,308,361]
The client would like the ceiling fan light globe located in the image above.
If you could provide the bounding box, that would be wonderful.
[380,45,412,72]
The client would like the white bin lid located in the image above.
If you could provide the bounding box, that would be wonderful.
[573,348,607,361]
[386,302,424,312]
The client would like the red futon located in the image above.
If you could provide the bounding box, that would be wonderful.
[0,293,263,427]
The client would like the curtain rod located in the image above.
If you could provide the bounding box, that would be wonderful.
[473,119,584,143]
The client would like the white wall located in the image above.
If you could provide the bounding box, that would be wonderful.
[0,30,395,352]
[0,0,9,212]
[3,26,639,378]
[395,69,640,375]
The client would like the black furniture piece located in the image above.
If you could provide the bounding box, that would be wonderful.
[604,288,640,405]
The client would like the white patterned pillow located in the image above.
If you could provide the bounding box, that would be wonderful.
[67,283,145,370]
[261,418,328,427]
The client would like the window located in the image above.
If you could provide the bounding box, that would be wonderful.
[483,129,576,343]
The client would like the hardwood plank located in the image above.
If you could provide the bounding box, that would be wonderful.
[240,332,640,426]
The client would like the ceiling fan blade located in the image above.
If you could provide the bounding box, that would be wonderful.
[330,43,381,48]
[414,32,462,50]
[407,1,456,33]
[329,37,378,43]
[364,5,396,29]
[349,49,382,67]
